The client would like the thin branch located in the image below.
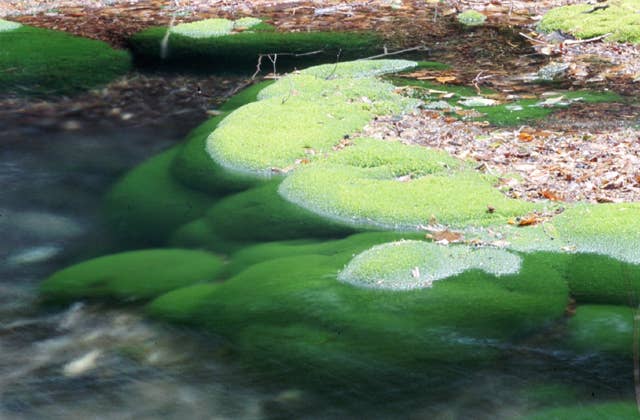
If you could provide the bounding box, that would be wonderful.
[564,32,613,45]
[358,45,430,61]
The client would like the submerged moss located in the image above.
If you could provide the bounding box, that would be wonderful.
[525,401,639,420]
[41,249,224,303]
[0,25,131,96]
[539,0,640,44]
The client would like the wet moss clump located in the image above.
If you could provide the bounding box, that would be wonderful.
[0,24,131,96]
[539,0,640,44]
[147,243,568,384]
[41,249,224,303]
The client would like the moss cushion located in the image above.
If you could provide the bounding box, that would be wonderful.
[0,24,130,95]
[41,249,224,303]
[539,0,640,44]
[147,244,568,381]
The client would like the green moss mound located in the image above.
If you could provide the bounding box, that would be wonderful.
[224,231,421,277]
[172,80,273,189]
[525,401,639,420]
[539,0,640,44]
[104,147,215,246]
[203,180,357,242]
[567,304,635,357]
[279,138,537,230]
[207,61,417,177]
[339,240,522,290]
[148,248,568,383]
[41,249,224,303]
[129,24,384,70]
[0,25,131,96]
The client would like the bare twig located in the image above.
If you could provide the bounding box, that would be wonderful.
[472,70,494,94]
[563,32,613,45]
[358,45,430,61]
[251,49,326,79]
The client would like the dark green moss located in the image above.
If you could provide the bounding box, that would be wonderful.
[567,305,635,357]
[567,254,640,306]
[170,81,275,195]
[525,401,639,420]
[41,248,224,303]
[104,147,215,246]
[0,26,131,96]
[203,180,358,242]
[129,27,384,72]
[148,250,568,384]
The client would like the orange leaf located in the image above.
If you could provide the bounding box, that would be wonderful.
[518,132,534,142]
[435,76,456,84]
[540,190,562,201]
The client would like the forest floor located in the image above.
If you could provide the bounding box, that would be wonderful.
[3,0,640,203]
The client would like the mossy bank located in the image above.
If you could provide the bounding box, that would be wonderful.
[0,20,131,96]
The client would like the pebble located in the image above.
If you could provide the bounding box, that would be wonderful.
[63,349,102,377]
[7,245,61,265]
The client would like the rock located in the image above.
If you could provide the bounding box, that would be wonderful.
[7,245,61,265]
[536,62,570,81]
[459,96,499,107]
[62,349,101,377]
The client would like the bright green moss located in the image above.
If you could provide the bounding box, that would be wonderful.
[41,249,224,303]
[171,80,275,195]
[566,305,634,357]
[207,96,373,176]
[129,26,384,70]
[104,147,215,246]
[0,26,130,96]
[224,231,421,277]
[233,17,264,30]
[0,19,21,32]
[208,63,417,176]
[457,10,487,27]
[148,250,567,382]
[539,0,640,44]
[170,18,236,38]
[279,139,537,230]
[339,241,522,290]
[296,59,416,79]
[552,203,640,264]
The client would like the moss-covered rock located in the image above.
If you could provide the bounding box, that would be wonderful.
[104,147,215,246]
[0,24,130,96]
[41,249,224,303]
[539,0,640,44]
[207,61,418,177]
[147,245,568,382]
[279,138,538,230]
[129,21,385,71]
[202,180,357,242]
